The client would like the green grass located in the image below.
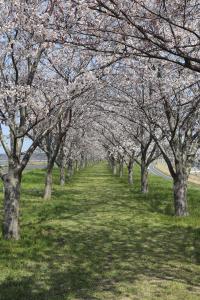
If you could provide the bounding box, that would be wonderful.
[0,162,200,299]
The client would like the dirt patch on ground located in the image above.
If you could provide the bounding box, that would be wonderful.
[155,162,200,186]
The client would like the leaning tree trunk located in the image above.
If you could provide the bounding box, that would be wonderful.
[141,162,149,193]
[44,164,53,200]
[173,173,188,216]
[2,170,21,240]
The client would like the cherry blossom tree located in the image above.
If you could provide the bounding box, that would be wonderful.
[92,62,160,191]
[131,60,200,215]
[0,0,92,239]
[1,0,199,243]
[33,47,97,199]
[73,0,200,73]
[102,57,200,214]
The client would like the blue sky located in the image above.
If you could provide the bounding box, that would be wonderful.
[0,125,32,154]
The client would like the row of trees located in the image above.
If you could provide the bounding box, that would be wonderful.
[0,0,200,240]
[92,58,200,217]
[70,0,200,217]
[0,1,104,240]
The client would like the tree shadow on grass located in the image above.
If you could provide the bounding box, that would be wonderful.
[22,170,46,184]
[1,165,200,299]
[118,169,200,218]
[1,220,200,300]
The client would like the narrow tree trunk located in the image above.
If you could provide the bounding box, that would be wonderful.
[110,155,117,175]
[68,159,73,178]
[84,159,88,168]
[3,171,21,240]
[72,161,74,175]
[80,159,85,169]
[173,174,188,216]
[44,165,53,200]
[60,164,65,186]
[119,159,124,178]
[108,157,112,169]
[113,163,117,175]
[75,160,79,172]
[141,163,149,193]
[83,159,86,169]
[128,160,134,185]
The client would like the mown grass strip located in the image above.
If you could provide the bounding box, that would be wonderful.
[0,163,200,300]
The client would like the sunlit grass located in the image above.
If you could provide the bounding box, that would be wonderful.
[0,162,200,299]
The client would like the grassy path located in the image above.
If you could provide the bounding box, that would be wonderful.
[0,163,200,299]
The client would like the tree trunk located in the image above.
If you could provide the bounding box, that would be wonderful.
[128,160,134,185]
[44,165,53,200]
[173,174,188,216]
[109,155,117,175]
[141,163,149,193]
[68,159,73,178]
[84,159,88,168]
[119,159,124,178]
[60,164,65,186]
[113,163,117,175]
[3,171,21,240]
[75,160,79,172]
[80,159,85,169]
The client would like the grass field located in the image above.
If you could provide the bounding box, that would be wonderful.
[0,163,200,300]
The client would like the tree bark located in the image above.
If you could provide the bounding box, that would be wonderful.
[80,159,85,169]
[3,170,21,240]
[60,164,65,186]
[141,163,149,193]
[113,163,117,175]
[84,159,88,168]
[109,155,117,175]
[128,160,134,185]
[173,174,188,216]
[44,165,53,200]
[68,159,73,178]
[75,160,79,172]
[119,159,124,177]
